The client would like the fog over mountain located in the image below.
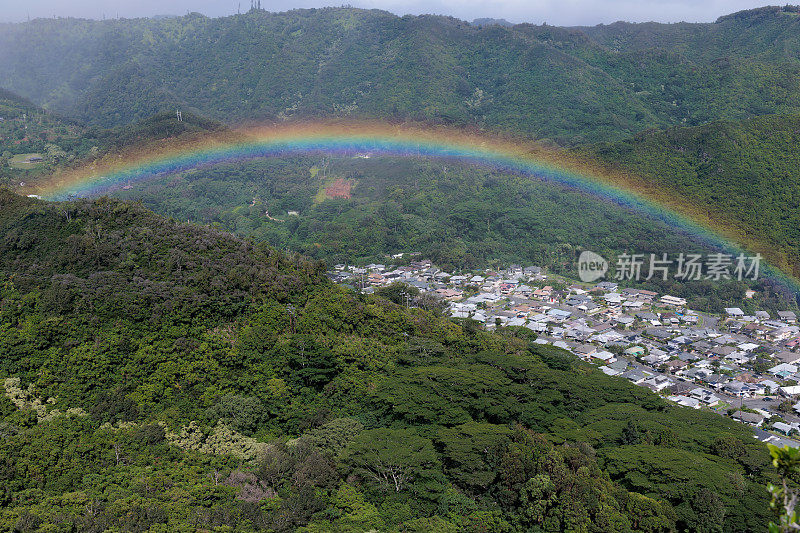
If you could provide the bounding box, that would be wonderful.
[3,0,782,26]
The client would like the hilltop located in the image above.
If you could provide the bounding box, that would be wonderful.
[1,6,800,144]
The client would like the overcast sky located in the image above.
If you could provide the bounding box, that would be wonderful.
[0,0,778,26]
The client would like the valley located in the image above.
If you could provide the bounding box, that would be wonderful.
[2,4,800,531]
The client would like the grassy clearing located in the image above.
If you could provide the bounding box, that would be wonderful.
[8,153,44,170]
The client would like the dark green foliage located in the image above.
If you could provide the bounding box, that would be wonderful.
[4,7,800,144]
[297,417,364,457]
[119,155,704,273]
[341,427,444,502]
[584,112,800,280]
[207,394,268,435]
[0,191,777,530]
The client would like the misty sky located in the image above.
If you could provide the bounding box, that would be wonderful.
[0,0,778,26]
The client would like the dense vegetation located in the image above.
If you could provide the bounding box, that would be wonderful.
[116,154,704,268]
[0,89,98,182]
[113,153,795,312]
[0,190,779,531]
[583,112,800,278]
[2,6,800,144]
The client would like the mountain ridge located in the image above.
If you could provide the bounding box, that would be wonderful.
[2,6,800,144]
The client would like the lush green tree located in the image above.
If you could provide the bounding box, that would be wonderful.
[341,428,443,497]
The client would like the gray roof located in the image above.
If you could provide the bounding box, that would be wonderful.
[732,411,764,425]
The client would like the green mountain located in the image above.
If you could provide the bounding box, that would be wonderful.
[0,190,775,531]
[582,112,800,278]
[2,6,800,144]
[111,152,794,312]
[0,88,97,181]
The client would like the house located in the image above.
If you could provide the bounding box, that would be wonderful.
[665,359,688,371]
[680,314,699,324]
[641,353,666,365]
[677,352,700,362]
[593,330,625,344]
[622,288,658,301]
[607,359,629,373]
[620,369,651,384]
[725,307,745,317]
[773,422,797,436]
[776,351,800,365]
[779,311,798,323]
[552,340,571,350]
[711,345,736,357]
[592,350,617,364]
[659,295,687,307]
[668,395,701,409]
[599,365,621,376]
[525,322,548,333]
[690,340,714,353]
[573,344,597,358]
[723,381,750,397]
[725,352,750,365]
[769,363,799,377]
[780,385,800,397]
[547,308,572,321]
[689,387,721,406]
[533,286,553,300]
[760,379,782,393]
[683,367,711,381]
[566,295,592,307]
[595,281,618,292]
[768,326,800,343]
[738,342,760,352]
[622,300,644,310]
[645,328,673,340]
[642,375,674,391]
[732,411,764,426]
[615,316,635,328]
[435,288,463,301]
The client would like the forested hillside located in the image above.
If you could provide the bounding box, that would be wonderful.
[583,112,800,277]
[116,154,706,268]
[0,89,97,181]
[2,6,800,144]
[0,190,777,531]
[112,153,796,312]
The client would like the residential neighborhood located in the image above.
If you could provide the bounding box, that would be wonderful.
[329,257,800,449]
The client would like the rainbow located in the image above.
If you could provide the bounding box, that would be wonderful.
[31,122,800,294]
